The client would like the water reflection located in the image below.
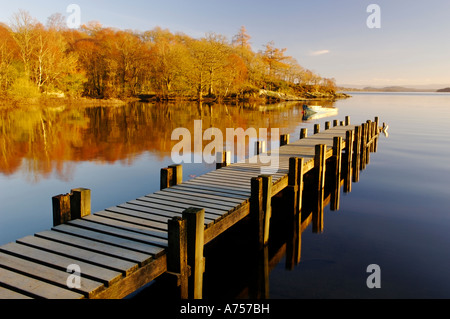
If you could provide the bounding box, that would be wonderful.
[0,101,337,182]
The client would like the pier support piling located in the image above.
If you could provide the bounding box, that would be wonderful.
[280,134,290,146]
[216,151,231,169]
[167,217,189,299]
[331,137,342,211]
[300,128,307,139]
[52,188,91,226]
[313,144,326,233]
[161,165,183,190]
[344,130,354,193]
[182,207,205,299]
[286,157,303,269]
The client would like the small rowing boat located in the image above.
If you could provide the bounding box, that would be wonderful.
[302,104,338,120]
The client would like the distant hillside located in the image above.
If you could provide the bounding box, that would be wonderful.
[362,86,436,92]
[437,87,450,92]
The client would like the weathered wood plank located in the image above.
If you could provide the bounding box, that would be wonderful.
[171,184,249,200]
[66,219,168,249]
[0,252,105,298]
[125,201,219,223]
[0,242,122,287]
[84,214,168,239]
[52,224,162,256]
[0,267,84,299]
[19,234,142,274]
[94,210,168,231]
[148,192,238,211]
[161,188,245,205]
[0,286,33,299]
[132,197,227,218]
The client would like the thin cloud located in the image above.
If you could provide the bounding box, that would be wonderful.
[310,50,330,56]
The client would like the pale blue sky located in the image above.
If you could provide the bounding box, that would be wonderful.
[1,0,450,87]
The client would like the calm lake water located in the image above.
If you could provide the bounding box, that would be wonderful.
[1,92,449,298]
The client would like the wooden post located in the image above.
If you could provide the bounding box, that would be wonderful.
[313,144,326,233]
[251,177,264,250]
[256,245,270,299]
[314,124,320,134]
[160,167,173,190]
[340,121,344,126]
[250,175,273,249]
[344,130,354,193]
[366,120,372,164]
[261,175,272,245]
[216,151,231,169]
[325,121,330,130]
[345,116,351,126]
[70,188,91,220]
[182,208,205,299]
[333,119,338,127]
[52,194,71,226]
[280,134,290,146]
[331,137,342,211]
[255,140,266,155]
[167,216,189,299]
[374,116,380,152]
[169,164,183,186]
[360,123,367,170]
[300,128,307,139]
[286,157,303,270]
[353,126,361,183]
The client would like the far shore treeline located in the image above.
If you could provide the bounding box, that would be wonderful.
[0,10,341,103]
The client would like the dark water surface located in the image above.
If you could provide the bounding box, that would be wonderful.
[1,93,449,298]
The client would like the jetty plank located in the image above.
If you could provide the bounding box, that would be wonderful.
[18,234,142,273]
[0,267,84,299]
[0,242,122,287]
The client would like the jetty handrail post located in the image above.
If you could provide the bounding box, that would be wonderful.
[344,130,354,193]
[255,140,266,155]
[345,116,351,126]
[52,193,71,226]
[167,216,189,299]
[360,123,367,170]
[250,175,272,249]
[331,137,342,211]
[70,188,91,220]
[280,134,290,146]
[261,175,273,245]
[170,164,183,186]
[300,128,307,139]
[250,177,264,250]
[366,120,373,159]
[353,126,361,183]
[313,144,326,233]
[182,207,205,300]
[314,124,320,134]
[52,188,91,226]
[333,119,338,127]
[366,121,372,165]
[286,157,304,269]
[216,151,231,169]
[374,116,380,152]
[161,165,183,190]
[325,121,330,130]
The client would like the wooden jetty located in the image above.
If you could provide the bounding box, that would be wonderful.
[0,116,381,299]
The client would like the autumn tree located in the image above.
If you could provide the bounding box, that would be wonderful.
[0,23,18,92]
[145,27,191,98]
